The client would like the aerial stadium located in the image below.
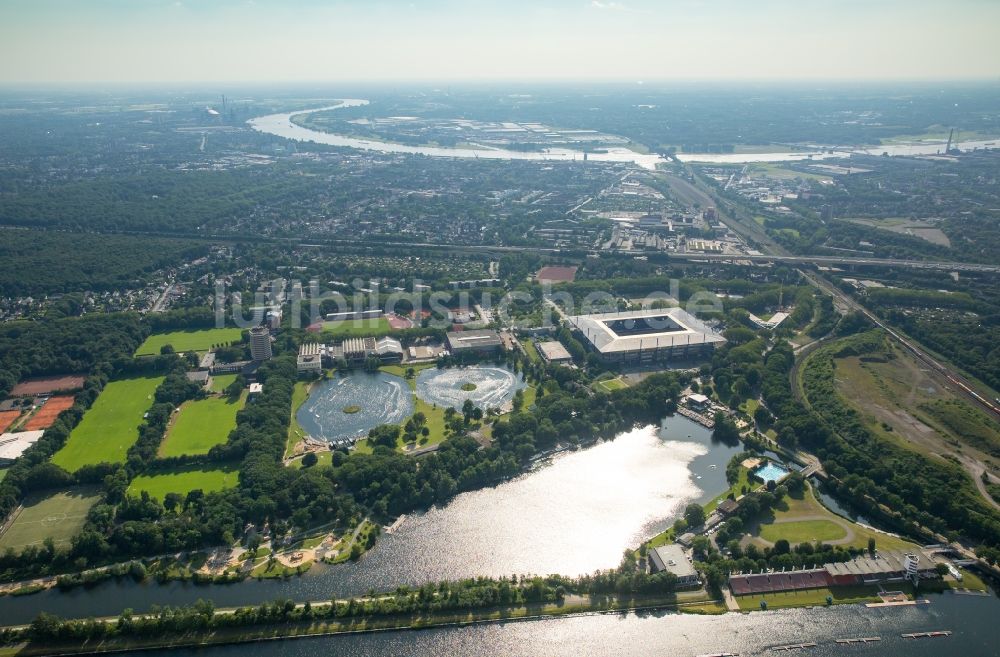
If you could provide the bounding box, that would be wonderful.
[566,308,725,365]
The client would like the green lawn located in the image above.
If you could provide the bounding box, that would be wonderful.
[0,487,101,550]
[519,383,538,411]
[128,465,240,500]
[594,377,627,393]
[736,585,882,611]
[286,381,312,458]
[289,451,333,469]
[51,376,163,471]
[760,519,848,544]
[158,393,245,458]
[406,396,448,449]
[752,484,920,552]
[353,390,451,455]
[321,317,391,338]
[209,373,238,393]
[705,466,751,514]
[520,339,541,364]
[739,398,760,417]
[135,328,243,356]
[379,362,435,385]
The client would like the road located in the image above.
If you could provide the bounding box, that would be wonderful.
[666,160,1000,421]
[114,226,999,274]
[149,282,174,313]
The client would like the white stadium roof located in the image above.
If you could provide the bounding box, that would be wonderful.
[567,308,726,354]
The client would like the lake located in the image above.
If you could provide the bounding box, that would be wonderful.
[0,415,739,624]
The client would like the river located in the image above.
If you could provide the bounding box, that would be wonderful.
[0,415,739,625]
[248,100,997,166]
[114,592,1000,657]
[247,100,667,169]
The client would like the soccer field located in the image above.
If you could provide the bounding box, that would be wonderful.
[135,327,244,356]
[158,393,245,458]
[51,376,163,471]
[0,487,100,550]
[321,317,392,337]
[129,466,240,499]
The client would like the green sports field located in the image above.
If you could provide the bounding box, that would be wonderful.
[157,393,245,458]
[209,373,238,393]
[0,487,101,550]
[134,327,244,356]
[128,466,240,499]
[51,376,163,471]
[321,317,391,337]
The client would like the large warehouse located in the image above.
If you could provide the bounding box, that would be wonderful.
[567,308,725,365]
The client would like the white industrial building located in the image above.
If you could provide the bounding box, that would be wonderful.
[536,341,573,364]
[648,544,701,587]
[0,430,44,463]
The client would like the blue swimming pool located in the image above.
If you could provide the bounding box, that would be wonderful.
[754,462,790,485]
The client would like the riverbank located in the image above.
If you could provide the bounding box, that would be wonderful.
[2,592,724,656]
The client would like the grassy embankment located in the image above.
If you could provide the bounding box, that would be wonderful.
[2,591,724,656]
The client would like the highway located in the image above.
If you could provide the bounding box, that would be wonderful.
[665,162,1000,420]
[662,252,1000,273]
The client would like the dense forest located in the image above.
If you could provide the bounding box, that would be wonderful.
[0,229,208,296]
[0,314,147,398]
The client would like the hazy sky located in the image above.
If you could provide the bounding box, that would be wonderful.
[2,0,999,83]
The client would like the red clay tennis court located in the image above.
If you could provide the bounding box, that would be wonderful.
[0,411,21,434]
[23,395,75,430]
[386,313,414,329]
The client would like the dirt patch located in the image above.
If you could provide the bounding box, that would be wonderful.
[11,375,85,397]
[833,343,1000,507]
[844,218,951,247]
[536,266,578,283]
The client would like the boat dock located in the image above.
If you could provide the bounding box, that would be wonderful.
[835,637,881,645]
[902,630,952,639]
[677,406,715,428]
[771,642,817,651]
[384,514,407,534]
[865,599,929,608]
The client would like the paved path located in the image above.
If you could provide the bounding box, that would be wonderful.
[722,586,741,612]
